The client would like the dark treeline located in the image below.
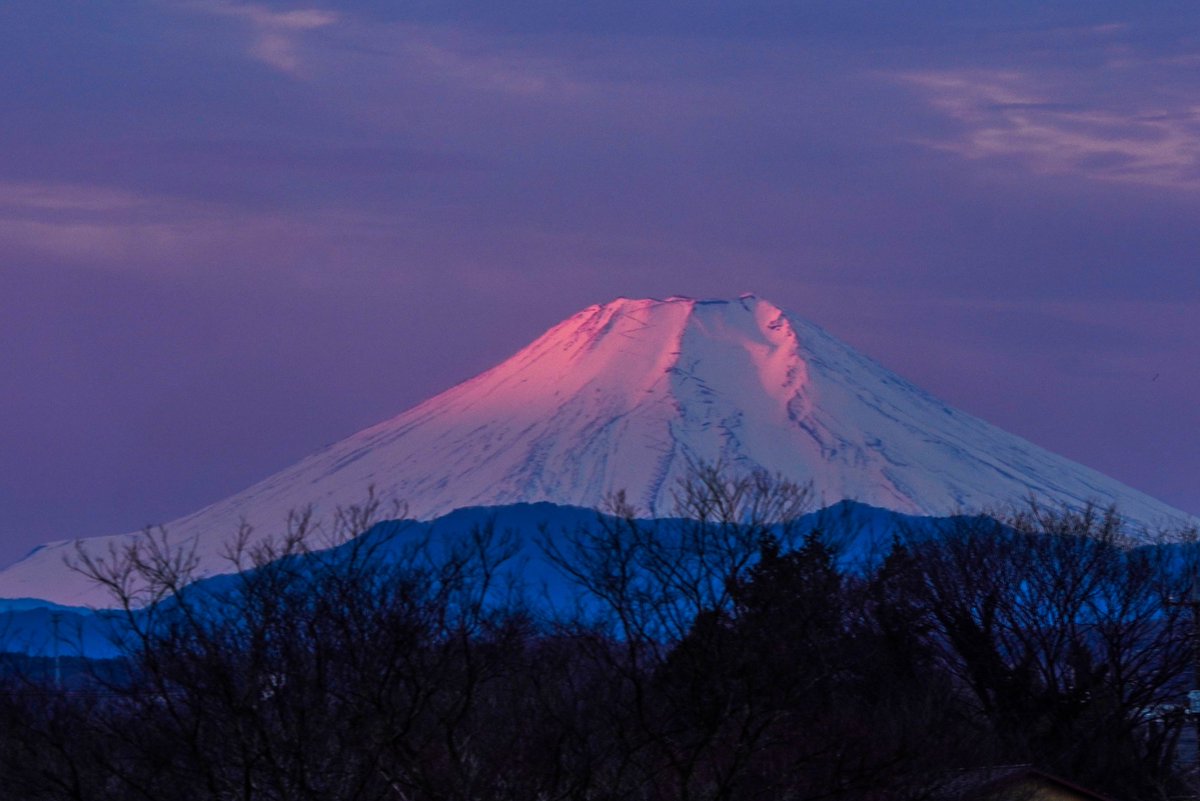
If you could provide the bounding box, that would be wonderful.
[0,469,1197,801]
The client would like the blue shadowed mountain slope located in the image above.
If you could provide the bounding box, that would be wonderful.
[0,500,988,660]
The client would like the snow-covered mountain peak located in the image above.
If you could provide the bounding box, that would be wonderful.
[0,294,1192,607]
[462,294,797,402]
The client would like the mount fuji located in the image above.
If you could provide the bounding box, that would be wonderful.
[0,294,1191,607]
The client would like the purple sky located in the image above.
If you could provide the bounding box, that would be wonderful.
[3,1,1200,566]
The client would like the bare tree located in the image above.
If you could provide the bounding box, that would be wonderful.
[888,503,1196,800]
[1,474,1196,801]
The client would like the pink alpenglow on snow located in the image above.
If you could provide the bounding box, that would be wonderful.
[0,295,1191,607]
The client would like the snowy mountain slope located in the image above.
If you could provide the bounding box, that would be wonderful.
[0,294,1191,607]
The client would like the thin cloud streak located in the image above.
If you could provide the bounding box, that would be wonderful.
[397,32,588,99]
[901,70,1200,190]
[0,182,148,213]
[177,0,338,75]
[0,180,352,272]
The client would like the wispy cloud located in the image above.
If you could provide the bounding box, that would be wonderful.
[0,180,259,268]
[396,31,588,99]
[0,219,179,263]
[0,180,404,275]
[901,70,1200,190]
[181,0,338,75]
[0,180,194,265]
[0,182,148,212]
